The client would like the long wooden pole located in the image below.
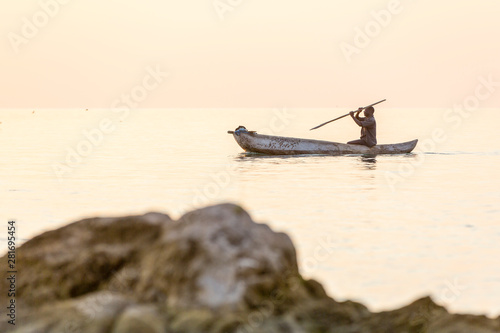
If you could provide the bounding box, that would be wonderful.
[309,99,386,131]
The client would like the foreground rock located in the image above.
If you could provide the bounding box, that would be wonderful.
[0,204,498,333]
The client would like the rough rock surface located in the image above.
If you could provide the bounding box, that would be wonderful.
[1,203,498,333]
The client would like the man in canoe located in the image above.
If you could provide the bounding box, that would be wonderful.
[348,106,377,147]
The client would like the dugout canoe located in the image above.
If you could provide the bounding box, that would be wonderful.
[228,127,418,155]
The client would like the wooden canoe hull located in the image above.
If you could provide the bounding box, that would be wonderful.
[229,131,418,155]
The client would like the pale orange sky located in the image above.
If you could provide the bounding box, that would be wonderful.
[1,0,499,108]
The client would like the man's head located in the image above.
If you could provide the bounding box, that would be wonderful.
[364,106,375,117]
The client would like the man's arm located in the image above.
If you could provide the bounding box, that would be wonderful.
[349,108,364,127]
[358,117,375,127]
[355,108,363,120]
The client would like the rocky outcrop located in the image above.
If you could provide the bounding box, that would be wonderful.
[1,203,498,332]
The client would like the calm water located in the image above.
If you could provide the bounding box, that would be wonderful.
[1,109,499,316]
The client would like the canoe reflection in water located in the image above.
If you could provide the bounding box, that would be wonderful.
[360,156,377,170]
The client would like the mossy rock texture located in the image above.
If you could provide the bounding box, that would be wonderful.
[1,204,498,333]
